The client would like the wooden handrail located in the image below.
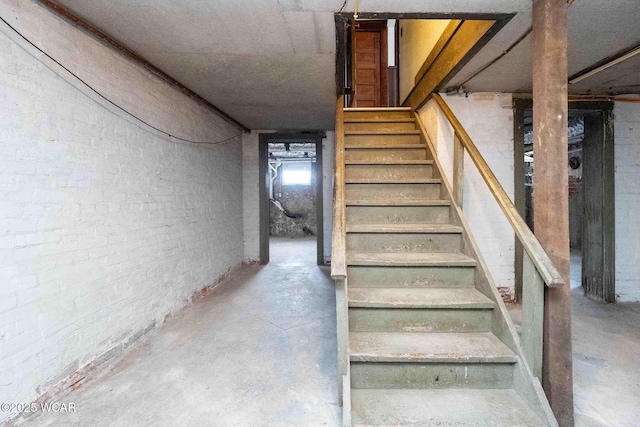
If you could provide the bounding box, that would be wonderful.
[432,94,564,288]
[331,95,347,279]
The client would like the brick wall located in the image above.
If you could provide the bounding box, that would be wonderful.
[242,132,261,262]
[322,132,335,262]
[418,93,515,300]
[0,1,244,421]
[614,100,640,302]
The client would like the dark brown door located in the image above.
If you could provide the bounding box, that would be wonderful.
[353,31,381,107]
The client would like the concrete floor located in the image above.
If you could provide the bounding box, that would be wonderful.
[571,286,640,426]
[509,251,640,427]
[25,244,640,426]
[28,237,339,426]
[569,250,640,427]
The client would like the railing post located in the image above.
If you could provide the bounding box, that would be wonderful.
[453,132,464,208]
[332,95,348,413]
[522,252,544,379]
[331,95,347,280]
[335,278,349,404]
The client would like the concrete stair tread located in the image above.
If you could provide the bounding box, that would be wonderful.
[344,117,416,123]
[349,332,517,363]
[348,252,476,267]
[345,144,426,149]
[345,159,432,165]
[346,130,421,135]
[346,199,450,207]
[351,388,545,426]
[347,223,462,233]
[348,288,494,309]
[346,177,440,184]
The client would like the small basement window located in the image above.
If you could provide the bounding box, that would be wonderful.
[282,162,312,185]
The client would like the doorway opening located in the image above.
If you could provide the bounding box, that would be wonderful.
[259,133,324,265]
[348,20,390,107]
[514,101,615,302]
[336,13,514,109]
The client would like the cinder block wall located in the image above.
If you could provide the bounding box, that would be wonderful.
[614,100,640,302]
[0,0,244,419]
[418,93,515,299]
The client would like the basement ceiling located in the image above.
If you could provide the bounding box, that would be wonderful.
[49,0,638,130]
[447,0,640,94]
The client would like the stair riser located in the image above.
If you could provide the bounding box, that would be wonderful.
[345,148,427,162]
[345,111,412,121]
[347,233,462,253]
[349,308,492,333]
[345,164,433,181]
[346,183,441,201]
[347,266,475,288]
[350,363,513,389]
[345,134,421,146]
[346,206,450,225]
[345,121,416,132]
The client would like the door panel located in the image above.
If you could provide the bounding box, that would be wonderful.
[353,31,381,107]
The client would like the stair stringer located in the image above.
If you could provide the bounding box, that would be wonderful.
[414,113,558,427]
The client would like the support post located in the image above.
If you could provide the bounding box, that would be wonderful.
[453,133,464,208]
[532,0,574,425]
[513,102,526,303]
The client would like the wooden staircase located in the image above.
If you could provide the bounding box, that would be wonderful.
[332,106,558,426]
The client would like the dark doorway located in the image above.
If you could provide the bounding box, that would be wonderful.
[259,133,324,266]
[514,100,615,302]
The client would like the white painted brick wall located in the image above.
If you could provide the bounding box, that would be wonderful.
[614,100,640,302]
[418,93,515,297]
[0,0,244,420]
[323,131,335,262]
[242,132,261,262]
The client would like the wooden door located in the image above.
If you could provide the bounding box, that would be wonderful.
[353,31,381,107]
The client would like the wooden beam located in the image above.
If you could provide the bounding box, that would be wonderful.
[315,134,324,266]
[531,0,574,424]
[404,20,496,110]
[336,12,514,21]
[335,15,349,95]
[259,134,270,265]
[36,0,250,132]
[414,20,462,85]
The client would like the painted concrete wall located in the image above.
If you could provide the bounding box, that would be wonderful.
[419,93,515,299]
[398,19,450,103]
[614,100,640,302]
[242,131,335,262]
[0,1,243,421]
